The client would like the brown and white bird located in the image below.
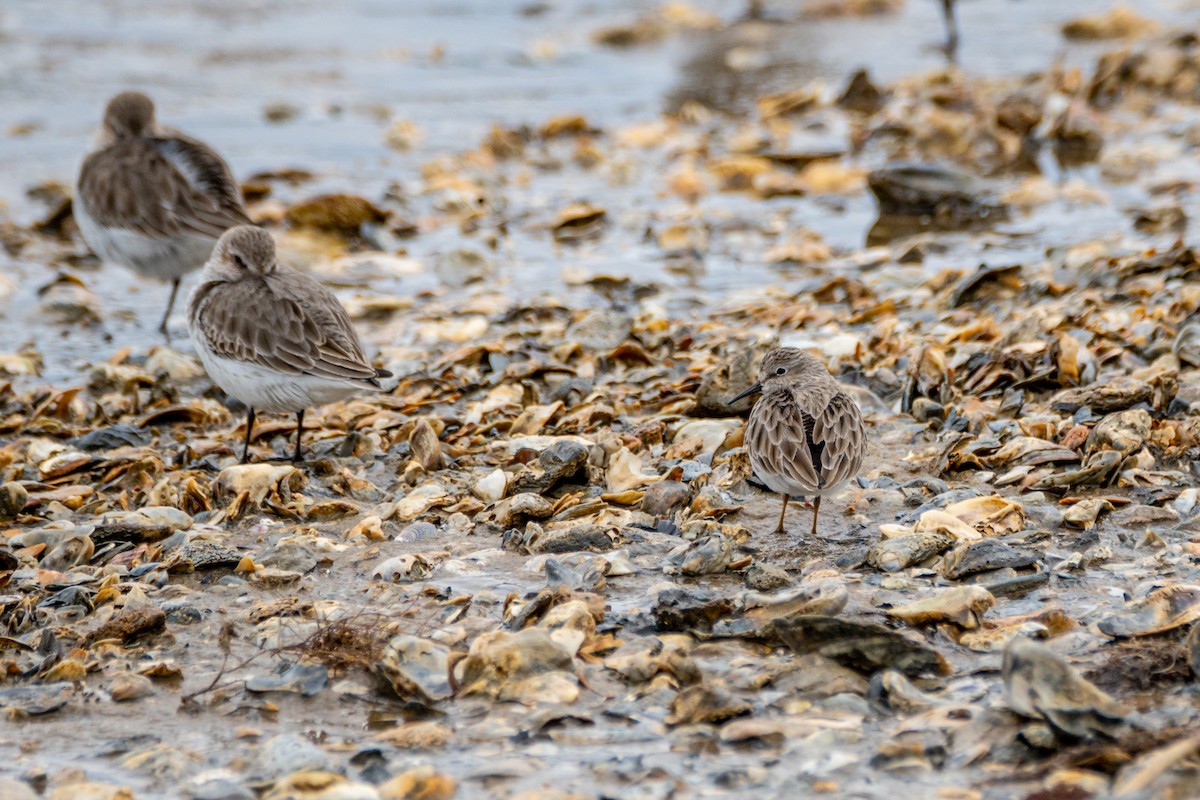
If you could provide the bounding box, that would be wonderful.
[188,226,392,463]
[731,347,867,536]
[75,91,253,334]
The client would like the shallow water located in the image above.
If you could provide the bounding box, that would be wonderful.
[2,0,1199,386]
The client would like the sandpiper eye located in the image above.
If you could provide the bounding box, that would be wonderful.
[775,367,786,375]
[233,255,247,269]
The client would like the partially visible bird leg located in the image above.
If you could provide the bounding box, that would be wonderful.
[811,495,822,538]
[241,407,256,464]
[775,494,789,534]
[941,0,959,63]
[292,409,306,463]
[159,278,181,335]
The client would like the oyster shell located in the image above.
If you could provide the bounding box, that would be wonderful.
[1003,636,1125,740]
[867,531,956,572]
[887,586,995,630]
[773,614,951,677]
[1097,585,1200,638]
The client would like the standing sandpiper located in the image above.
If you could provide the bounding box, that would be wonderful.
[188,226,392,463]
[731,348,867,536]
[75,91,253,334]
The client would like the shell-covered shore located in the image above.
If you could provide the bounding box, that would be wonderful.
[3,3,1200,799]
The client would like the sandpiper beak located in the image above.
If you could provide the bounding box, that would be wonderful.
[729,382,762,405]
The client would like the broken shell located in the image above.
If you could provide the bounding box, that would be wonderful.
[986,436,1079,469]
[0,778,38,800]
[1003,636,1125,739]
[537,599,597,656]
[372,554,434,583]
[605,636,699,685]
[641,481,691,517]
[551,202,607,241]
[1062,497,1115,529]
[605,447,661,493]
[1038,448,1125,488]
[887,586,996,630]
[743,578,849,625]
[666,683,751,726]
[0,682,73,716]
[773,615,951,677]
[672,419,740,457]
[374,635,452,703]
[868,669,944,714]
[392,483,451,519]
[688,486,741,518]
[212,464,306,507]
[472,469,507,503]
[409,418,444,471]
[1086,408,1151,455]
[86,607,167,645]
[867,532,955,572]
[654,588,733,633]
[940,539,1041,581]
[666,533,733,576]
[346,515,384,540]
[485,493,554,527]
[0,482,28,519]
[379,767,457,800]
[743,562,792,591]
[957,609,1073,653]
[867,163,997,221]
[262,771,378,800]
[913,510,979,541]
[1111,735,1200,797]
[40,530,95,570]
[511,440,588,494]
[373,720,452,749]
[526,523,612,554]
[941,495,1025,537]
[245,662,329,698]
[110,672,155,703]
[456,628,578,703]
[38,450,94,480]
[1051,376,1158,414]
[1096,585,1200,638]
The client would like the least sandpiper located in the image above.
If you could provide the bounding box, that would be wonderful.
[188,226,392,463]
[731,347,867,536]
[75,91,253,334]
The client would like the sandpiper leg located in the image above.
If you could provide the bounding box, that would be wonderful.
[811,495,822,538]
[159,278,181,335]
[775,494,789,533]
[241,407,256,464]
[941,0,959,62]
[292,409,306,463]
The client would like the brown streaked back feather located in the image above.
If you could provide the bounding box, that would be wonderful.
[747,377,866,494]
[78,134,251,241]
[191,268,383,385]
[809,389,866,489]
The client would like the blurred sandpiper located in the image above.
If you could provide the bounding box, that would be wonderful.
[75,91,253,334]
